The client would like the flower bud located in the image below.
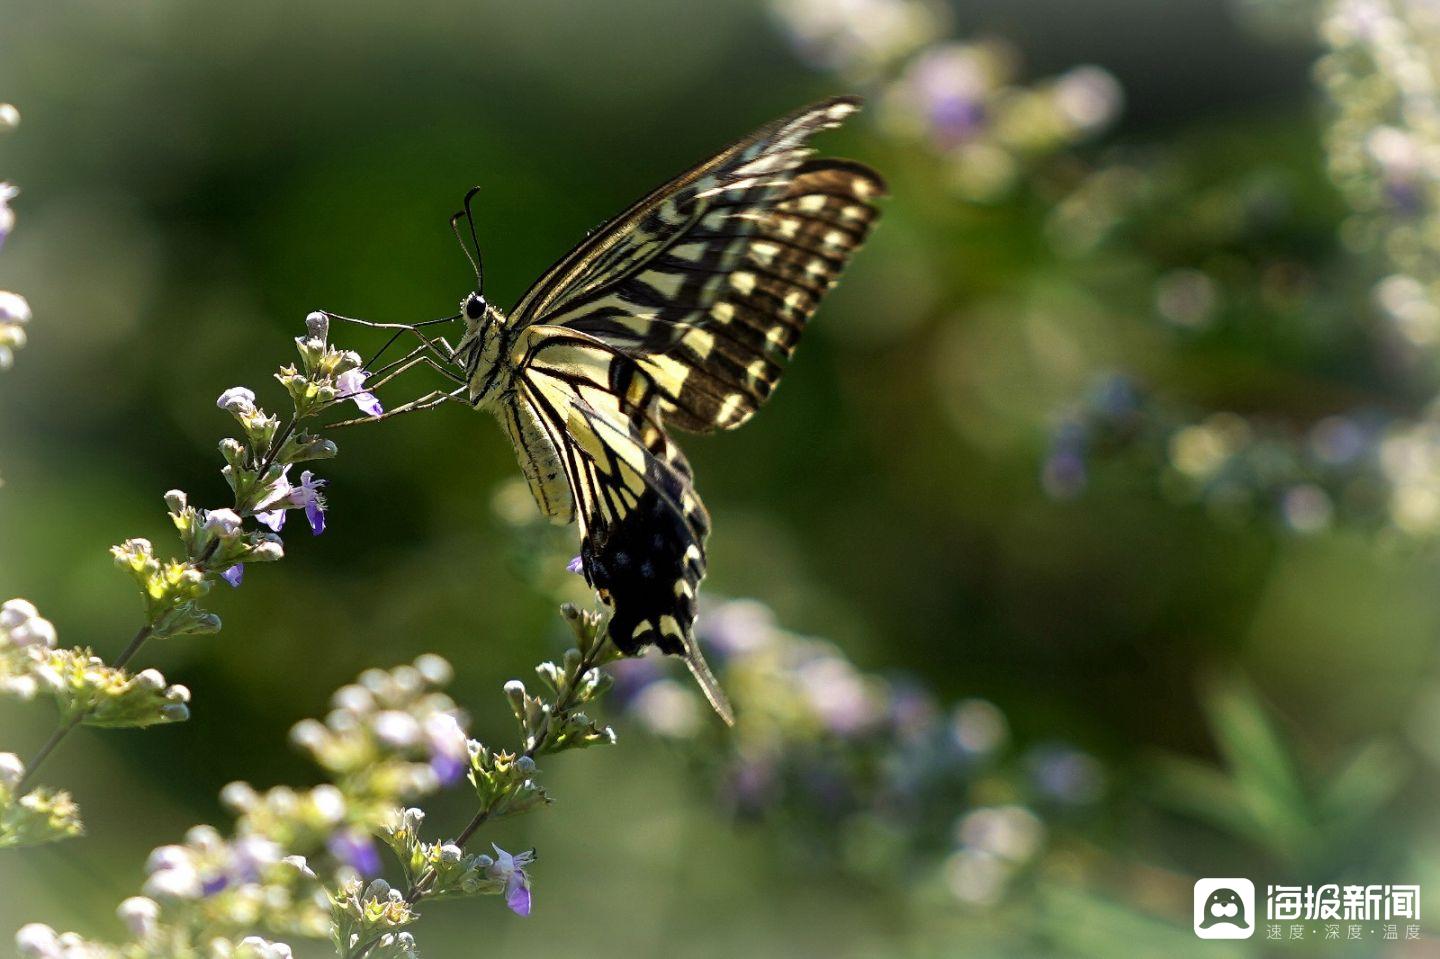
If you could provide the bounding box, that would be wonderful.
[216,387,257,414]
[134,669,167,692]
[0,752,24,790]
[14,923,60,958]
[9,616,56,649]
[219,781,257,812]
[305,311,330,341]
[289,719,327,751]
[202,509,244,536]
[0,291,31,325]
[0,598,38,629]
[309,784,346,824]
[414,654,453,686]
[116,896,160,938]
[373,711,421,749]
[164,489,188,513]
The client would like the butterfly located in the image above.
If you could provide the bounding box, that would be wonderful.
[377,97,883,723]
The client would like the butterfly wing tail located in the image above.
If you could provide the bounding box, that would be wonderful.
[683,641,735,726]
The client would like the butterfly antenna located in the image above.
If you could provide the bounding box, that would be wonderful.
[463,186,484,292]
[683,643,735,726]
[449,211,482,281]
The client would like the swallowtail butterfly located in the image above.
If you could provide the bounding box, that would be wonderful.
[452,97,883,723]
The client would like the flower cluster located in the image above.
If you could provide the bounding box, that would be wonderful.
[135,310,377,631]
[608,598,1102,907]
[0,598,188,847]
[769,0,1122,200]
[2,313,382,851]
[0,751,81,851]
[13,606,623,957]
[111,310,377,636]
[0,101,28,370]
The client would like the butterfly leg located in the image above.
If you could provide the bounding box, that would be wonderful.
[320,310,461,371]
[327,385,467,429]
[366,348,467,391]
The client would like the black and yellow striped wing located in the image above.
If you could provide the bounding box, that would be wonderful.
[512,96,885,432]
[507,325,732,721]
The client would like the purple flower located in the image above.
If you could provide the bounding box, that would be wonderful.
[565,554,584,575]
[256,509,285,532]
[336,368,384,417]
[906,45,994,147]
[291,470,326,535]
[328,828,382,877]
[221,564,244,588]
[487,845,534,917]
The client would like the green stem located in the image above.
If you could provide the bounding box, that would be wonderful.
[14,623,154,792]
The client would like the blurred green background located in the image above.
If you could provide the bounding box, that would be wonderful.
[3,0,1439,955]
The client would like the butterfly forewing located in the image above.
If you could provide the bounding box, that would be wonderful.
[518,100,884,433]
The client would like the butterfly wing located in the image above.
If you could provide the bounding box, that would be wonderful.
[513,97,885,433]
[510,325,732,722]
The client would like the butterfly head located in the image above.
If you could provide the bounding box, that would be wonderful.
[462,290,490,328]
[455,287,511,407]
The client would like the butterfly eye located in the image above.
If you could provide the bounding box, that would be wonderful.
[463,292,487,321]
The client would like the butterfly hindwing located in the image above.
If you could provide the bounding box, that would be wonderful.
[512,328,708,642]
